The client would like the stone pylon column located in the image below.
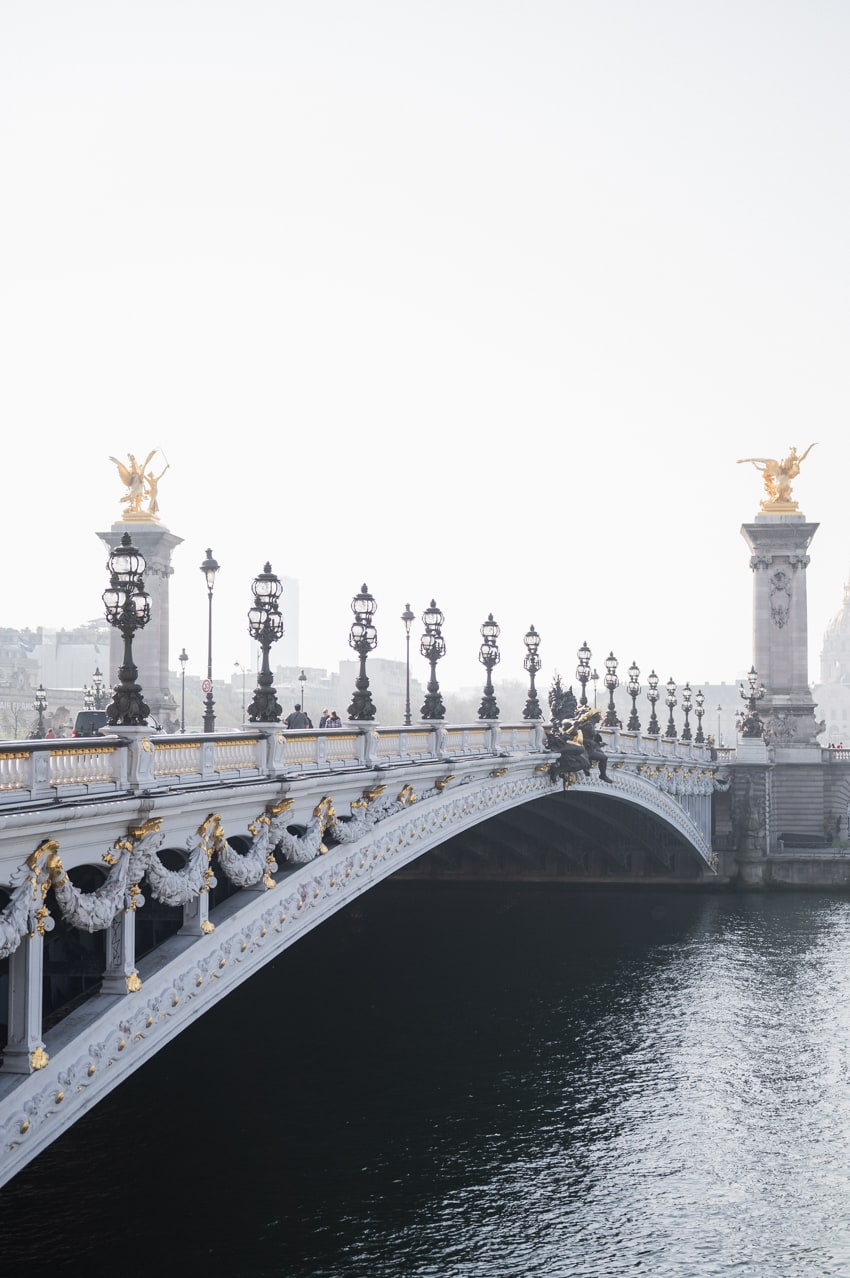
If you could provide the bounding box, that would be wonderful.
[97,520,184,731]
[2,934,47,1074]
[101,907,141,995]
[740,515,819,746]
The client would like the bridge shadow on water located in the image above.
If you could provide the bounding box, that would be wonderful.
[0,877,734,1277]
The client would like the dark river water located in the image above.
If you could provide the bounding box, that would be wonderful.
[3,883,850,1277]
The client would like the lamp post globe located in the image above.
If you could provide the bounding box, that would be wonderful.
[626,661,641,732]
[246,563,284,723]
[603,651,619,727]
[91,667,105,710]
[420,600,446,721]
[647,670,660,735]
[694,689,706,743]
[33,684,48,737]
[199,548,220,733]
[681,682,693,741]
[401,603,415,726]
[739,665,766,738]
[347,584,378,721]
[576,641,592,708]
[522,624,543,720]
[102,531,151,725]
[664,676,678,739]
[477,614,501,720]
[179,648,189,733]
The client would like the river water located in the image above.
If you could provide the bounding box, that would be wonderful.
[3,883,850,1277]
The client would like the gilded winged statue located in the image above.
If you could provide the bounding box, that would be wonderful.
[109,450,167,518]
[737,443,817,509]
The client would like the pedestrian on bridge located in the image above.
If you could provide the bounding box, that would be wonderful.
[284,704,312,729]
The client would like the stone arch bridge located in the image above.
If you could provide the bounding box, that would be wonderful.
[0,720,727,1186]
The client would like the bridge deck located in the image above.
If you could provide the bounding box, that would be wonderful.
[0,721,727,1188]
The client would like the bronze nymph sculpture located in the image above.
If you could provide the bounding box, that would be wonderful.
[109,450,169,520]
[738,443,817,512]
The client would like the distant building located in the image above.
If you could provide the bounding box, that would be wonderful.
[816,575,850,745]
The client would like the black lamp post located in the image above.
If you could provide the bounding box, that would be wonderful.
[603,651,619,727]
[347,583,378,721]
[200,548,220,733]
[522,624,543,720]
[102,531,151,725]
[576,641,592,708]
[681,683,693,741]
[246,563,284,722]
[179,648,189,732]
[647,670,660,734]
[33,685,48,737]
[739,666,766,738]
[91,667,105,710]
[626,661,641,732]
[664,677,678,739]
[477,614,501,720]
[299,669,307,719]
[694,689,706,743]
[420,600,446,720]
[591,668,599,708]
[401,603,415,726]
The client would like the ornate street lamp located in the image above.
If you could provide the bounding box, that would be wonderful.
[647,670,660,735]
[694,689,706,744]
[91,667,105,710]
[739,665,766,738]
[179,648,189,732]
[401,603,415,726]
[591,668,599,708]
[33,684,48,737]
[603,651,619,727]
[299,669,307,719]
[246,563,284,723]
[478,613,501,720]
[681,683,693,741]
[420,599,446,720]
[664,677,678,739]
[102,531,151,725]
[576,641,592,707]
[680,679,695,741]
[200,548,220,733]
[626,661,641,732]
[522,624,543,720]
[83,685,95,712]
[347,583,378,721]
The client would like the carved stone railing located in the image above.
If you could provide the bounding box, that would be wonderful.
[0,723,553,810]
[0,721,728,814]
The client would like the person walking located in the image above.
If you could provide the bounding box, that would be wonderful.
[319,709,330,728]
[326,710,342,727]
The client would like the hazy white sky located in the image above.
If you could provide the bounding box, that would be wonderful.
[2,2,850,697]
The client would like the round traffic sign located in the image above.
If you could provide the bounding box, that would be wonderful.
[201,678,212,694]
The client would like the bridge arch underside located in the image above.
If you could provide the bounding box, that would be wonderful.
[400,790,712,885]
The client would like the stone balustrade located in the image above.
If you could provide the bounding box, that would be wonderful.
[0,722,558,811]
